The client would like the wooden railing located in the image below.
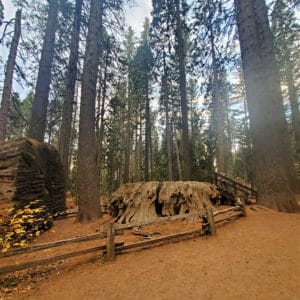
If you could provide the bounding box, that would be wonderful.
[0,202,247,275]
[213,172,257,203]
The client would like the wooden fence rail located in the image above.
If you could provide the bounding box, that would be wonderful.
[0,229,124,259]
[0,203,246,275]
[214,172,257,196]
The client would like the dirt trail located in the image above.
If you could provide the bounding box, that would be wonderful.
[5,206,300,300]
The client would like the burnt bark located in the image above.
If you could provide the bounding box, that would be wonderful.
[58,0,83,181]
[234,0,298,212]
[77,0,103,222]
[0,9,21,141]
[28,0,58,142]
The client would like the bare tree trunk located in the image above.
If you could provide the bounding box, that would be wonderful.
[77,0,104,222]
[28,0,58,142]
[124,93,132,183]
[138,116,143,181]
[0,1,3,26]
[234,0,298,212]
[97,48,109,190]
[162,56,173,181]
[210,30,227,174]
[174,129,183,181]
[285,60,300,159]
[69,83,79,172]
[58,0,83,181]
[144,78,151,181]
[0,9,21,141]
[175,0,191,180]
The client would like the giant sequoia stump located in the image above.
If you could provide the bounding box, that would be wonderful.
[0,138,65,213]
[109,181,220,224]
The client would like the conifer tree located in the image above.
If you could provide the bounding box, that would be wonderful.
[28,0,58,142]
[234,0,299,212]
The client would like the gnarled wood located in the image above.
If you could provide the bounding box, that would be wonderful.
[109,181,219,224]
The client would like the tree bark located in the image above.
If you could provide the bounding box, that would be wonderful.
[234,0,298,212]
[285,59,300,159]
[162,58,173,181]
[28,0,58,142]
[175,0,191,180]
[174,129,183,181]
[0,9,21,141]
[77,0,103,222]
[144,77,151,181]
[58,0,83,181]
[210,29,227,174]
[97,45,109,190]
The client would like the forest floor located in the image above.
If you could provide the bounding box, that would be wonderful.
[0,196,300,300]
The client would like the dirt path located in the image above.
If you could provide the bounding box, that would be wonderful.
[5,207,300,300]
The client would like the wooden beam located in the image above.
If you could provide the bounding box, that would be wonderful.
[214,212,243,224]
[213,206,241,217]
[206,207,216,236]
[1,229,124,259]
[214,172,257,196]
[106,222,115,262]
[0,242,124,276]
[113,228,206,253]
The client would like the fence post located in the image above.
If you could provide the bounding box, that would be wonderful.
[237,198,247,217]
[206,207,216,236]
[106,222,116,261]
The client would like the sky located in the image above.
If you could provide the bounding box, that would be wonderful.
[125,0,152,34]
[1,0,152,32]
[2,0,15,20]
[0,0,151,97]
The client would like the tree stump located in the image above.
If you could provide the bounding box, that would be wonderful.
[109,181,219,224]
[0,138,65,213]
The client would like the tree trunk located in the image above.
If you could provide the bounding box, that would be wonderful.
[124,91,132,184]
[77,0,103,222]
[162,56,173,181]
[58,0,83,182]
[174,129,183,181]
[144,78,151,181]
[285,59,300,160]
[175,0,191,180]
[97,49,108,190]
[28,0,58,142]
[234,0,298,212]
[0,9,21,141]
[210,29,227,174]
